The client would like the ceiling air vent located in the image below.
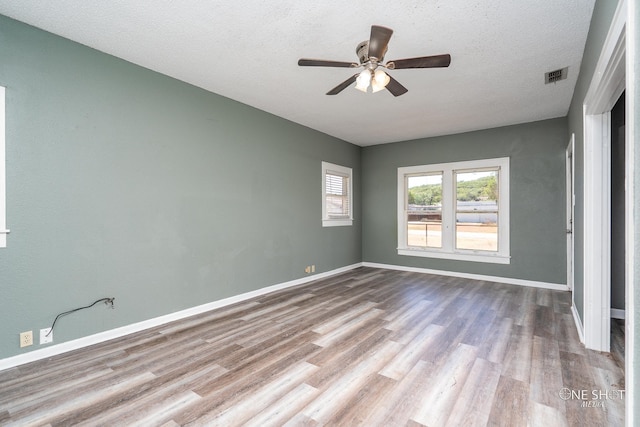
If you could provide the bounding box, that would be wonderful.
[545,67,568,84]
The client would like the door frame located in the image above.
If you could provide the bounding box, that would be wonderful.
[566,134,575,291]
[582,0,626,354]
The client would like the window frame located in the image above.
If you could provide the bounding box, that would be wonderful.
[0,86,7,248]
[322,161,353,227]
[397,157,510,264]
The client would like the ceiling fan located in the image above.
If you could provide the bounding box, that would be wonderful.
[298,25,451,96]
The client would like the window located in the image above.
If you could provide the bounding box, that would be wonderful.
[0,86,6,248]
[398,157,509,264]
[322,161,353,227]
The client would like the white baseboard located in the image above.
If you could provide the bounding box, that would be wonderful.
[362,262,569,291]
[572,304,585,343]
[611,308,625,319]
[0,263,363,372]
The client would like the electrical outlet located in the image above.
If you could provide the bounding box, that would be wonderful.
[19,331,33,348]
[311,265,315,273]
[40,328,53,344]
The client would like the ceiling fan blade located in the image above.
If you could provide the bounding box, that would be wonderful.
[387,54,451,69]
[368,25,393,61]
[326,74,359,95]
[298,58,358,68]
[385,75,408,97]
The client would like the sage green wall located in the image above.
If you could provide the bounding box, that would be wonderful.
[361,118,568,284]
[567,0,620,321]
[0,16,361,359]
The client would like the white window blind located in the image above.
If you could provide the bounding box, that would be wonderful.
[322,161,353,227]
[325,171,350,218]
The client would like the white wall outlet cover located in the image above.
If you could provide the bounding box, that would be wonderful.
[40,328,53,344]
[19,331,33,348]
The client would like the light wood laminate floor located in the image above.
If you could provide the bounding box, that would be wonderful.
[0,267,625,426]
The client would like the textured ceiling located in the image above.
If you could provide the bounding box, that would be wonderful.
[0,0,595,146]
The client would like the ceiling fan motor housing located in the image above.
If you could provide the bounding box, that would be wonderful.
[356,41,370,64]
[357,40,388,65]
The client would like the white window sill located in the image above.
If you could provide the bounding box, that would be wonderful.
[398,247,511,264]
[323,219,353,227]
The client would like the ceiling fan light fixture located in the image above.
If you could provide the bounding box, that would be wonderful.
[355,69,372,92]
[371,69,390,93]
[298,25,451,96]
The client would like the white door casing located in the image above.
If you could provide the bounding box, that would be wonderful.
[566,134,575,292]
[582,0,626,354]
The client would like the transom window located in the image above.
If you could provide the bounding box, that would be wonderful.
[398,157,510,264]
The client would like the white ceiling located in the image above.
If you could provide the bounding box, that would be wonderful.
[0,0,595,146]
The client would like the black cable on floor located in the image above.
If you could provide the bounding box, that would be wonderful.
[46,297,115,337]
